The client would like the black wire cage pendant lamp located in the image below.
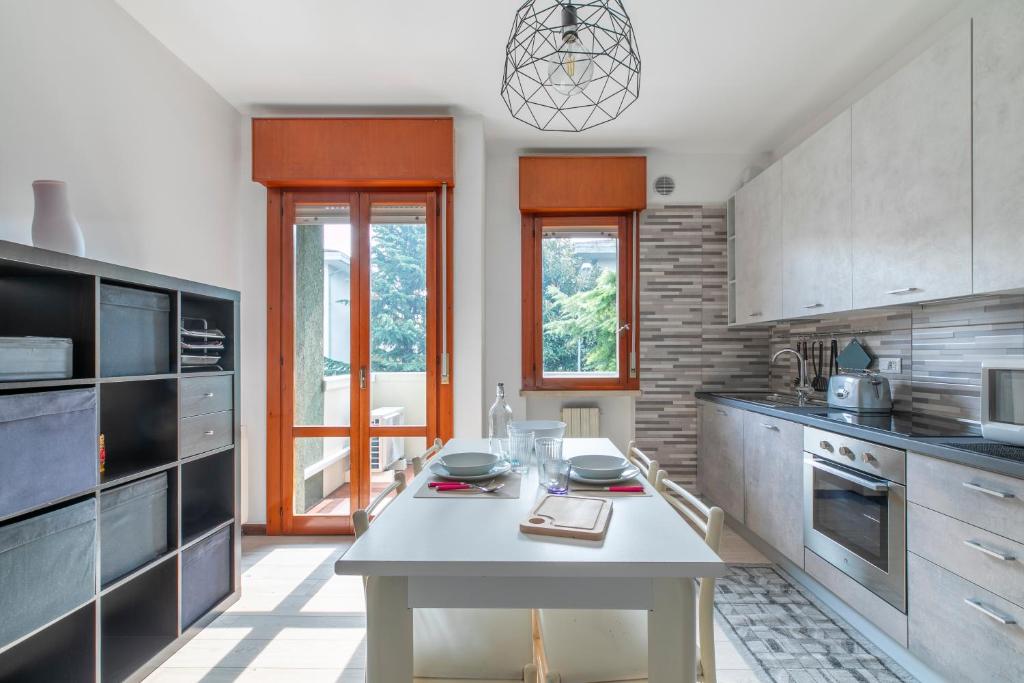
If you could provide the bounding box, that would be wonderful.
[501,0,641,132]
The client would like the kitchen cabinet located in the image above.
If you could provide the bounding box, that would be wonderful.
[781,110,852,318]
[697,401,745,521]
[733,162,782,325]
[973,0,1024,294]
[850,22,972,309]
[742,412,804,566]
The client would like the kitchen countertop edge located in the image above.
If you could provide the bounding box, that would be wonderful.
[696,391,1024,481]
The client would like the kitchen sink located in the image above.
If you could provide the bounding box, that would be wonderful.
[718,392,828,409]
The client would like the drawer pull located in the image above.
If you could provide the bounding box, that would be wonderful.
[885,287,918,295]
[203,429,215,436]
[964,540,1016,562]
[203,392,215,398]
[963,481,1016,499]
[964,598,1017,625]
[760,423,779,431]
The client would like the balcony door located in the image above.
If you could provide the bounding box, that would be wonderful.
[273,190,442,534]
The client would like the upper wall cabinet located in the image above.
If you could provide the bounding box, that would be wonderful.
[973,1,1024,295]
[782,110,853,318]
[734,161,782,325]
[850,23,973,309]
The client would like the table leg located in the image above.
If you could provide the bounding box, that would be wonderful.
[648,578,697,683]
[365,575,413,682]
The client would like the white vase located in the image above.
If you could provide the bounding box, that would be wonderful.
[31,180,85,256]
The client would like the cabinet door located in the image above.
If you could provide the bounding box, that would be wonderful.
[782,111,852,318]
[851,23,972,309]
[697,402,745,521]
[974,0,1024,294]
[743,412,804,566]
[734,162,782,325]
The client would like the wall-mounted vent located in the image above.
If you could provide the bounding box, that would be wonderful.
[654,175,675,196]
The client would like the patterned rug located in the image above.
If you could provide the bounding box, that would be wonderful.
[716,565,916,683]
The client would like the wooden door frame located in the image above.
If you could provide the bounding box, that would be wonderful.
[266,187,453,535]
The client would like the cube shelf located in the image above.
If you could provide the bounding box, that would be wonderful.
[181,449,234,544]
[0,602,95,682]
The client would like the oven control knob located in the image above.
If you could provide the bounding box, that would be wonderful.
[838,446,855,459]
[863,452,877,465]
[820,441,834,452]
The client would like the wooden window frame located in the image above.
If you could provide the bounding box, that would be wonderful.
[521,213,639,392]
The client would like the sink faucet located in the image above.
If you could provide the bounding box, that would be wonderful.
[771,348,813,403]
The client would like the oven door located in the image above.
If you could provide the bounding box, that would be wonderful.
[804,455,906,612]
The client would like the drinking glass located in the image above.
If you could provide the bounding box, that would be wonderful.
[507,429,534,474]
[536,437,569,494]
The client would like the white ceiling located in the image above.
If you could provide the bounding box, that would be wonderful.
[115,0,960,154]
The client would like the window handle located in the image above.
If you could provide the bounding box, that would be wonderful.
[359,367,367,390]
[617,322,631,334]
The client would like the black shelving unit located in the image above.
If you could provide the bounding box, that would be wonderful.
[0,240,241,682]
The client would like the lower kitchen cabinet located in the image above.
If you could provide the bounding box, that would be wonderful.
[908,553,1024,682]
[742,412,804,566]
[697,401,745,521]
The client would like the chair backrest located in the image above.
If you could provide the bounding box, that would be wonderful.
[411,437,444,475]
[626,440,659,485]
[353,471,407,539]
[655,469,724,553]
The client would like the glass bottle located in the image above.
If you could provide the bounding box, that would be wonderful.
[488,382,513,450]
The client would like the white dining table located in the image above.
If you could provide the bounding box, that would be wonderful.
[334,438,727,682]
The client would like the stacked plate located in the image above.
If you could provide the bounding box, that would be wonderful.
[430,451,511,482]
[567,454,640,485]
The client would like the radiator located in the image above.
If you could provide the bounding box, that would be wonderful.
[561,407,601,438]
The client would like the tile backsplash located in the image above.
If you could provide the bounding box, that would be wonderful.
[768,294,1024,424]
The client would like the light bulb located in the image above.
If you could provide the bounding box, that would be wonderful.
[546,4,594,96]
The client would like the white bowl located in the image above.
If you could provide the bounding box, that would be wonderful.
[438,451,500,477]
[508,420,567,440]
[568,454,629,480]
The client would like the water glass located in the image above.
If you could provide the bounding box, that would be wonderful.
[536,437,569,494]
[507,430,534,474]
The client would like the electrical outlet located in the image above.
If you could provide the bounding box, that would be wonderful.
[878,357,902,374]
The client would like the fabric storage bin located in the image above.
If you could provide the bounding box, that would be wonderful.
[0,388,97,519]
[0,498,97,648]
[0,337,73,381]
[100,284,171,377]
[181,526,231,628]
[100,472,168,585]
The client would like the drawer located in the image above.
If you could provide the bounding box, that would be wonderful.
[909,503,1024,608]
[907,452,1024,544]
[180,375,233,418]
[908,553,1024,682]
[180,410,233,458]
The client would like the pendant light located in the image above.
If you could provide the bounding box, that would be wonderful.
[501,1,641,132]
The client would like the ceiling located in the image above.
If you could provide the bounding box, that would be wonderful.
[115,0,960,154]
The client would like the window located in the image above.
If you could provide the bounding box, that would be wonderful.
[522,214,639,391]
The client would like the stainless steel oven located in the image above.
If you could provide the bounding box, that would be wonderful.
[803,427,906,612]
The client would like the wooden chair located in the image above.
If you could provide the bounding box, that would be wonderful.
[411,437,444,475]
[535,470,724,683]
[354,446,538,683]
[626,440,659,485]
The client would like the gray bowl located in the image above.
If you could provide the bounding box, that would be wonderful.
[568,454,629,480]
[438,452,500,477]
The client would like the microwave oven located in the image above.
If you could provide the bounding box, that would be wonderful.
[981,359,1024,446]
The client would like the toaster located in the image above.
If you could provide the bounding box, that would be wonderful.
[827,371,893,413]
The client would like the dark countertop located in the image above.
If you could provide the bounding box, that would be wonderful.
[696,391,1024,480]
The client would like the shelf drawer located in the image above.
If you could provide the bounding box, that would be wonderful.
[907,452,1024,544]
[180,410,232,458]
[181,526,231,629]
[909,553,1024,682]
[180,375,232,418]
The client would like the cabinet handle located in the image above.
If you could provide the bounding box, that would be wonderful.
[715,409,727,416]
[203,392,215,398]
[749,311,762,317]
[963,540,1016,562]
[760,423,779,431]
[802,303,823,309]
[963,481,1016,499]
[885,287,918,295]
[204,429,215,436]
[964,598,1017,625]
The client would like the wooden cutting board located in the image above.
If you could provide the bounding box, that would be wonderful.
[520,495,613,541]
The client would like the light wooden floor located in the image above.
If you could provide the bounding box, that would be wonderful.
[145,525,768,682]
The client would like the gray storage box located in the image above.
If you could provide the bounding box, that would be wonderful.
[0,498,97,648]
[100,284,170,377]
[100,472,168,585]
[181,526,231,628]
[0,337,73,381]
[0,388,97,519]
